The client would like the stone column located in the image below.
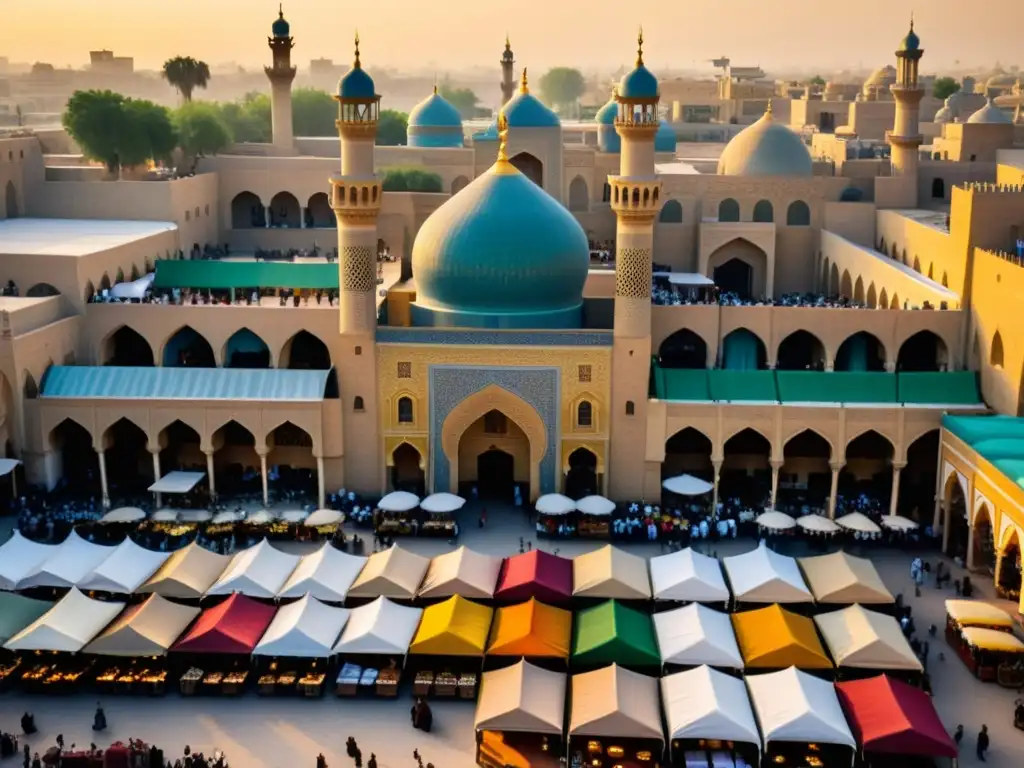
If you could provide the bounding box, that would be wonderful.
[889,462,905,516]
[827,462,843,519]
[711,459,723,516]
[317,456,326,509]
[966,520,976,571]
[770,459,784,509]
[205,451,216,499]
[259,453,269,508]
[97,449,110,509]
[151,450,162,508]
[265,206,273,228]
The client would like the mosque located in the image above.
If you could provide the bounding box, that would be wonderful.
[2,13,1024,604]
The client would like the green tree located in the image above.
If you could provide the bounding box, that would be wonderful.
[174,102,232,173]
[162,56,211,103]
[809,75,826,86]
[377,109,409,146]
[382,167,443,192]
[538,67,586,112]
[932,76,961,101]
[217,92,271,143]
[127,99,177,165]
[62,90,174,174]
[292,87,337,137]
[438,84,479,119]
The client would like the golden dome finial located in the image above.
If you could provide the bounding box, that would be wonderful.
[505,32,511,50]
[909,10,914,31]
[354,31,362,69]
[278,2,284,18]
[636,26,645,67]
[520,67,529,94]
[497,111,510,164]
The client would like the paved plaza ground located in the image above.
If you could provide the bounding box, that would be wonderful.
[1,504,1022,768]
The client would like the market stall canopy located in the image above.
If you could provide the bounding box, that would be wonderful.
[0,457,22,476]
[756,511,797,531]
[148,471,205,494]
[0,593,54,646]
[661,665,761,747]
[815,605,921,671]
[136,541,232,599]
[572,600,660,669]
[796,514,840,534]
[649,547,729,603]
[418,547,503,600]
[210,511,244,525]
[474,660,567,735]
[960,626,1024,652]
[347,545,430,600]
[732,605,833,670]
[945,599,1014,628]
[279,509,308,523]
[0,531,56,591]
[495,550,573,605]
[419,493,466,514]
[662,474,713,496]
[879,515,918,531]
[246,510,278,526]
[835,512,881,534]
[486,598,572,659]
[575,495,616,516]
[149,510,180,522]
[99,507,147,524]
[535,493,576,516]
[171,592,277,654]
[16,530,116,590]
[83,593,200,656]
[835,676,957,757]
[77,536,171,594]
[332,596,423,656]
[277,543,367,602]
[178,509,213,523]
[409,595,495,656]
[377,490,420,513]
[568,664,664,741]
[746,667,856,747]
[206,538,301,598]
[303,509,344,527]
[4,588,124,653]
[653,603,743,669]
[798,551,894,605]
[573,545,652,600]
[253,595,351,658]
[723,541,812,604]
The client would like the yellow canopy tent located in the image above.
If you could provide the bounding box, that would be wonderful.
[945,600,1014,629]
[409,594,495,656]
[487,598,572,659]
[731,604,833,670]
[961,627,1024,653]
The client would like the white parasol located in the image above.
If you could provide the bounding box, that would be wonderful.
[377,491,421,513]
[662,474,714,496]
[575,495,616,516]
[535,493,576,516]
[419,493,466,514]
[303,509,344,527]
[796,514,840,534]
[756,510,797,531]
[836,512,882,534]
[879,515,919,531]
[99,507,146,524]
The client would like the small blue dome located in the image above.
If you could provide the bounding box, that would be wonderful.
[338,66,376,100]
[898,25,920,52]
[409,90,462,129]
[472,122,499,142]
[595,94,618,125]
[655,119,676,152]
[411,156,589,328]
[502,69,560,128]
[271,9,290,38]
[619,65,659,99]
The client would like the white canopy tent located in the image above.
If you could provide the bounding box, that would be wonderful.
[835,512,881,534]
[572,545,652,600]
[246,510,278,526]
[210,510,244,525]
[302,509,344,527]
[880,515,918,531]
[178,509,213,523]
[723,541,812,604]
[796,514,841,534]
[83,593,200,656]
[149,510,179,522]
[419,493,466,514]
[653,603,743,669]
[16,530,116,589]
[814,605,922,671]
[4,588,125,653]
[661,665,761,752]
[148,471,205,494]
[756,511,797,531]
[77,536,171,594]
[99,507,147,524]
[206,538,301,598]
[798,551,894,605]
[347,545,430,600]
[575,495,616,516]
[649,547,730,604]
[474,660,567,735]
[136,541,231,599]
[277,543,367,602]
[662,474,713,496]
[568,664,664,741]
[418,547,503,599]
[0,458,22,476]
[0,531,56,591]
[110,273,155,300]
[332,596,423,656]
[535,493,576,516]
[253,595,351,658]
[745,667,856,748]
[279,509,308,524]
[377,491,420,513]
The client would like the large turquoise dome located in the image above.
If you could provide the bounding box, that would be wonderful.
[655,119,677,152]
[410,157,589,329]
[502,70,560,128]
[338,36,376,100]
[595,93,618,125]
[619,65,658,99]
[408,88,464,148]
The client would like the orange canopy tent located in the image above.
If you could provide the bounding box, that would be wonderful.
[732,604,833,670]
[486,598,572,659]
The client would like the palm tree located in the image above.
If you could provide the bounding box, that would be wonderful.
[162,56,211,103]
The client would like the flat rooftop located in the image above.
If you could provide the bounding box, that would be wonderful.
[892,209,950,233]
[0,219,178,258]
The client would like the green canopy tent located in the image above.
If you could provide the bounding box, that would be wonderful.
[572,600,660,670]
[0,592,54,645]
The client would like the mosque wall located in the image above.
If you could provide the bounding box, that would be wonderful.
[996,162,1024,187]
[822,201,876,248]
[0,136,43,221]
[969,248,1024,417]
[875,209,957,289]
[917,160,996,206]
[849,101,897,141]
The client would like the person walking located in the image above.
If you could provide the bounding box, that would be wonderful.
[953,724,963,747]
[976,725,989,761]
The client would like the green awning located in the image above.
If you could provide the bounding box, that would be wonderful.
[0,593,54,645]
[708,370,778,402]
[572,600,660,669]
[776,372,897,404]
[655,368,711,401]
[154,259,339,290]
[897,372,981,405]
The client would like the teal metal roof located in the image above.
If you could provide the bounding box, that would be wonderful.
[943,414,1024,493]
[41,366,330,402]
[154,260,338,290]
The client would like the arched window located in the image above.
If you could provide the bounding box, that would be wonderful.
[752,199,774,223]
[991,331,1005,368]
[353,396,365,412]
[23,372,38,399]
[602,183,611,203]
[786,200,810,226]
[932,178,946,200]
[577,401,593,428]
[718,198,740,222]
[397,396,414,423]
[625,401,635,416]
[568,176,589,212]
[659,199,683,223]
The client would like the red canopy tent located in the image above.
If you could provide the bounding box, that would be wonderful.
[171,593,276,654]
[835,675,957,757]
[494,550,573,605]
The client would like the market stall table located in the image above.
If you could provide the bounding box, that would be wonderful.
[332,596,423,698]
[0,593,53,690]
[575,495,616,539]
[408,595,494,699]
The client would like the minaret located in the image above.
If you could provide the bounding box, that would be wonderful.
[608,29,662,501]
[265,4,297,150]
[331,33,382,336]
[500,35,516,106]
[889,17,924,184]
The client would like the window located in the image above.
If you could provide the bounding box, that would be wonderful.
[354,346,362,355]
[353,396,365,411]
[577,401,593,428]
[484,410,507,434]
[786,200,811,226]
[205,204,210,216]
[184,210,190,221]
[578,364,592,383]
[659,199,683,223]
[718,198,740,222]
[752,199,774,223]
[625,400,635,416]
[397,396,414,423]
[397,362,412,379]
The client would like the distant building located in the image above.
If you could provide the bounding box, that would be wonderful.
[89,50,134,75]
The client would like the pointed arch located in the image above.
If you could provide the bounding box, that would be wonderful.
[722,328,768,370]
[269,191,301,228]
[776,330,827,371]
[223,327,271,369]
[278,330,332,370]
[568,176,589,211]
[897,330,948,372]
[510,152,543,188]
[835,331,886,372]
[879,287,888,308]
[659,199,683,223]
[991,330,1004,368]
[4,180,18,218]
[912,255,921,273]
[663,427,713,485]
[161,325,215,368]
[853,276,865,304]
[866,282,877,308]
[658,328,709,369]
[839,269,853,299]
[707,237,768,300]
[101,325,155,366]
[830,263,840,295]
[784,428,834,460]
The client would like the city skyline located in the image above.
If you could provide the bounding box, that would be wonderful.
[3,0,1020,74]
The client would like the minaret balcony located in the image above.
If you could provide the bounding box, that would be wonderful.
[329,176,383,222]
[608,177,662,220]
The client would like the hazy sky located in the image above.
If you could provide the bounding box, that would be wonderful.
[3,0,1018,73]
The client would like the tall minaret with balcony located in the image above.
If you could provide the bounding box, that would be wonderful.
[608,29,662,500]
[331,33,383,336]
[889,18,924,186]
[265,4,297,150]
[500,35,516,106]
